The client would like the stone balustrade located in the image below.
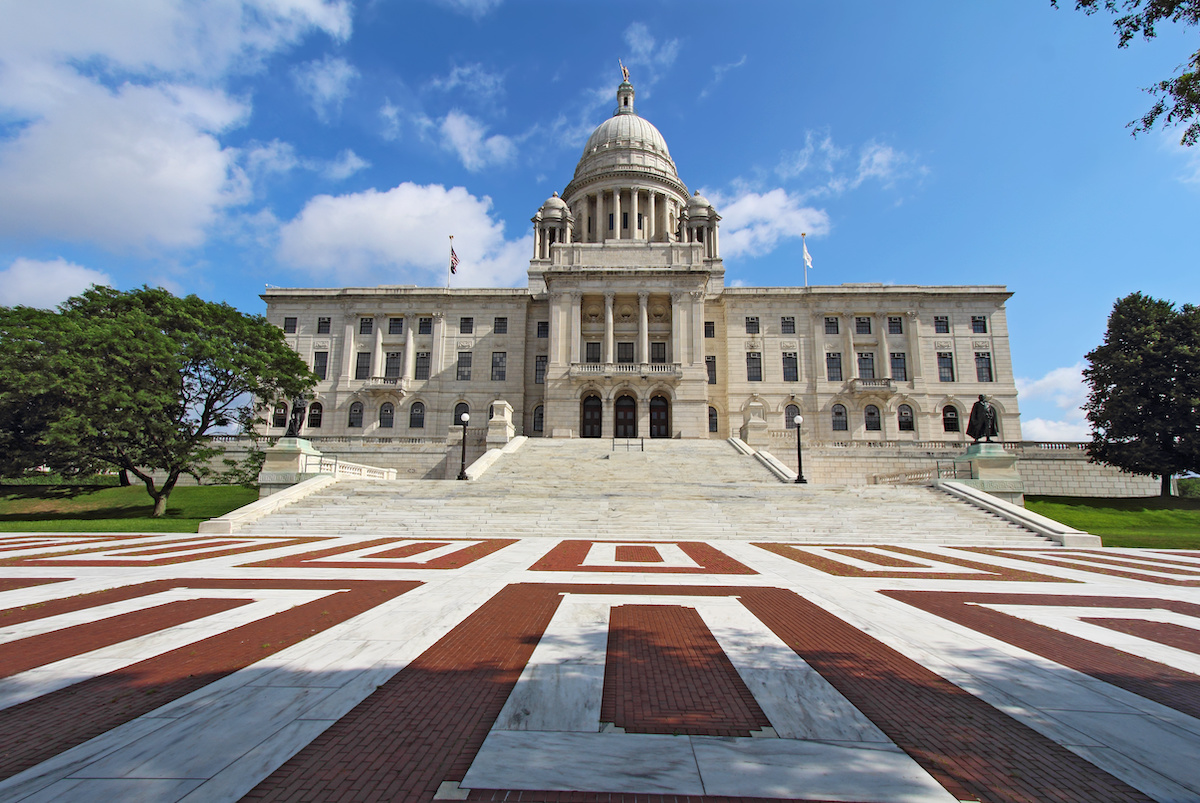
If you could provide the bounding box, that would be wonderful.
[569,362,683,379]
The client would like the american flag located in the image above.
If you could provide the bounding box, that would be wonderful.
[450,244,459,274]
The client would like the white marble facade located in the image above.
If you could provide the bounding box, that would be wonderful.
[263,79,1021,448]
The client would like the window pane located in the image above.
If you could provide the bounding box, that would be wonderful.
[890,352,907,381]
[706,355,717,384]
[865,405,881,431]
[533,405,544,432]
[782,352,798,382]
[389,317,404,335]
[492,316,508,334]
[409,402,425,428]
[826,352,842,382]
[937,352,955,383]
[534,355,547,384]
[972,315,988,334]
[824,317,839,335]
[283,317,297,334]
[307,403,322,429]
[746,352,762,382]
[415,352,430,381]
[317,316,331,334]
[975,352,994,382]
[348,403,363,428]
[855,317,871,335]
[704,321,715,338]
[313,351,328,381]
[586,342,601,363]
[419,317,432,335]
[781,316,795,335]
[460,317,473,334]
[785,404,799,428]
[457,352,472,381]
[537,321,549,338]
[708,406,718,433]
[745,316,759,334]
[454,402,469,424]
[617,342,634,364]
[360,317,373,335]
[943,406,960,432]
[888,316,903,335]
[650,342,667,364]
[385,352,402,378]
[857,352,875,380]
[934,316,949,334]
[897,404,914,431]
[491,352,506,381]
[272,403,287,428]
[355,352,371,380]
[832,404,848,432]
[380,403,394,428]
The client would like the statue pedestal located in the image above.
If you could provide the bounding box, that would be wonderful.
[258,437,325,498]
[954,442,1025,506]
[487,400,516,450]
[739,401,770,449]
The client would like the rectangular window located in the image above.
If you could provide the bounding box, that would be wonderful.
[414,352,430,380]
[616,342,635,364]
[826,352,843,382]
[355,352,371,380]
[389,317,404,335]
[704,321,715,338]
[890,352,907,381]
[534,355,547,384]
[537,321,549,338]
[746,352,763,382]
[283,317,297,334]
[972,315,988,334]
[888,316,903,335]
[491,352,506,381]
[706,355,717,384]
[385,352,402,378]
[857,352,875,379]
[313,351,328,381]
[855,316,871,335]
[780,316,795,335]
[622,211,628,230]
[608,213,614,230]
[459,316,474,334]
[825,317,839,335]
[317,316,331,334]
[745,316,760,334]
[457,352,472,381]
[585,341,601,363]
[934,315,950,334]
[637,212,643,230]
[650,342,667,364]
[938,352,955,382]
[975,352,994,382]
[493,316,508,334]
[360,317,373,335]
[419,317,432,335]
[782,352,798,382]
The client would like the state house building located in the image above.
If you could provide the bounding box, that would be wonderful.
[263,79,1021,450]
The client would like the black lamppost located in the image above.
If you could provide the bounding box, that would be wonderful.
[457,411,470,480]
[793,414,807,484]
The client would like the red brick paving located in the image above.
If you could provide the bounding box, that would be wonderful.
[373,541,454,559]
[244,583,1151,803]
[0,577,65,593]
[530,542,756,574]
[756,543,1068,582]
[1,536,322,566]
[828,548,929,568]
[601,604,770,736]
[614,545,664,563]
[970,548,1200,585]
[1081,617,1200,655]
[886,591,1200,721]
[247,537,516,569]
[0,579,417,781]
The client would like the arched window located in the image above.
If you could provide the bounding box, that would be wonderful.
[272,403,287,428]
[307,402,323,429]
[348,402,363,428]
[379,402,394,428]
[864,405,881,431]
[454,402,469,425]
[533,405,544,433]
[943,406,960,433]
[708,406,719,433]
[409,402,425,429]
[897,404,914,432]
[488,403,495,420]
[785,403,800,429]
[831,404,848,432]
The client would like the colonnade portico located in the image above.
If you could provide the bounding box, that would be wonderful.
[572,187,678,243]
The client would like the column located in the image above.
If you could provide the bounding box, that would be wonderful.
[631,188,640,240]
[371,318,384,378]
[907,311,923,380]
[637,291,649,364]
[613,189,621,241]
[845,315,858,380]
[712,225,719,257]
[604,292,615,363]
[670,292,683,363]
[878,314,891,380]
[402,314,416,381]
[431,312,446,375]
[594,193,602,243]
[341,318,355,380]
[690,291,705,368]
[648,192,657,242]
[569,293,582,365]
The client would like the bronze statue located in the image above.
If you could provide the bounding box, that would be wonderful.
[966,394,999,442]
[284,395,307,437]
[620,59,629,83]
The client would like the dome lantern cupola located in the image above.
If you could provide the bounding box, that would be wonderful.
[532,192,574,261]
[616,80,635,115]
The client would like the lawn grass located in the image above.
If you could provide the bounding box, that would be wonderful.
[1025,495,1200,549]
[0,484,257,532]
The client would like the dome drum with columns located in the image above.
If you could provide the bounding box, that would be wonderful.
[263,74,1023,472]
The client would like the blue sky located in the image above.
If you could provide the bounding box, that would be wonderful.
[1,1,1197,439]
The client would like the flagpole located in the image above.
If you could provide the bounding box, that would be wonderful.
[802,232,809,287]
[448,235,453,289]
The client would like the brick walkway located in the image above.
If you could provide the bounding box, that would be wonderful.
[0,533,1195,801]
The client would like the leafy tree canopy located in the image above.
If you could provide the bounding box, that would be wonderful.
[0,286,315,515]
[1083,292,1200,495]
[1056,0,1200,145]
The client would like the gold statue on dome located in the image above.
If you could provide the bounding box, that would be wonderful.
[620,59,629,82]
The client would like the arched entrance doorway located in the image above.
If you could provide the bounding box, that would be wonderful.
[614,395,637,438]
[649,395,670,438]
[581,395,602,438]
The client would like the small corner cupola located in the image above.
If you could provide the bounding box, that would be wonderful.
[616,61,636,115]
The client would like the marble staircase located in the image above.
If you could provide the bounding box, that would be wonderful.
[238,439,1052,545]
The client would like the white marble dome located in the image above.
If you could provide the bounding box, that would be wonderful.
[571,85,681,186]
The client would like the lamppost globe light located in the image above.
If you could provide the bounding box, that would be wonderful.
[456,410,470,479]
[794,415,803,426]
[461,412,470,424]
[793,412,807,484]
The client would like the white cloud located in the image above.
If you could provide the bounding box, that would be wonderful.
[776,131,926,197]
[624,23,679,73]
[321,149,369,180]
[431,0,502,18]
[439,110,515,171]
[1016,362,1091,442]
[0,258,112,308]
[276,181,530,286]
[379,99,402,140]
[704,187,831,259]
[292,55,359,122]
[699,55,747,99]
[246,139,301,175]
[429,63,505,99]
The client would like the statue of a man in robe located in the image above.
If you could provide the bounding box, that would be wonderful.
[284,395,308,438]
[966,394,999,443]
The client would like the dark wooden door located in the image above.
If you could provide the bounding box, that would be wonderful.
[581,396,603,438]
[614,396,637,438]
[649,396,669,438]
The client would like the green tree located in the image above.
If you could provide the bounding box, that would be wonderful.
[1083,292,1200,495]
[1056,1,1200,145]
[0,287,316,516]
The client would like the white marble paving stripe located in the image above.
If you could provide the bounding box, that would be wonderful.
[0,535,192,559]
[579,542,701,569]
[790,545,983,574]
[306,539,483,564]
[1016,553,1200,580]
[0,589,337,712]
[36,538,268,563]
[794,580,1200,802]
[979,603,1200,676]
